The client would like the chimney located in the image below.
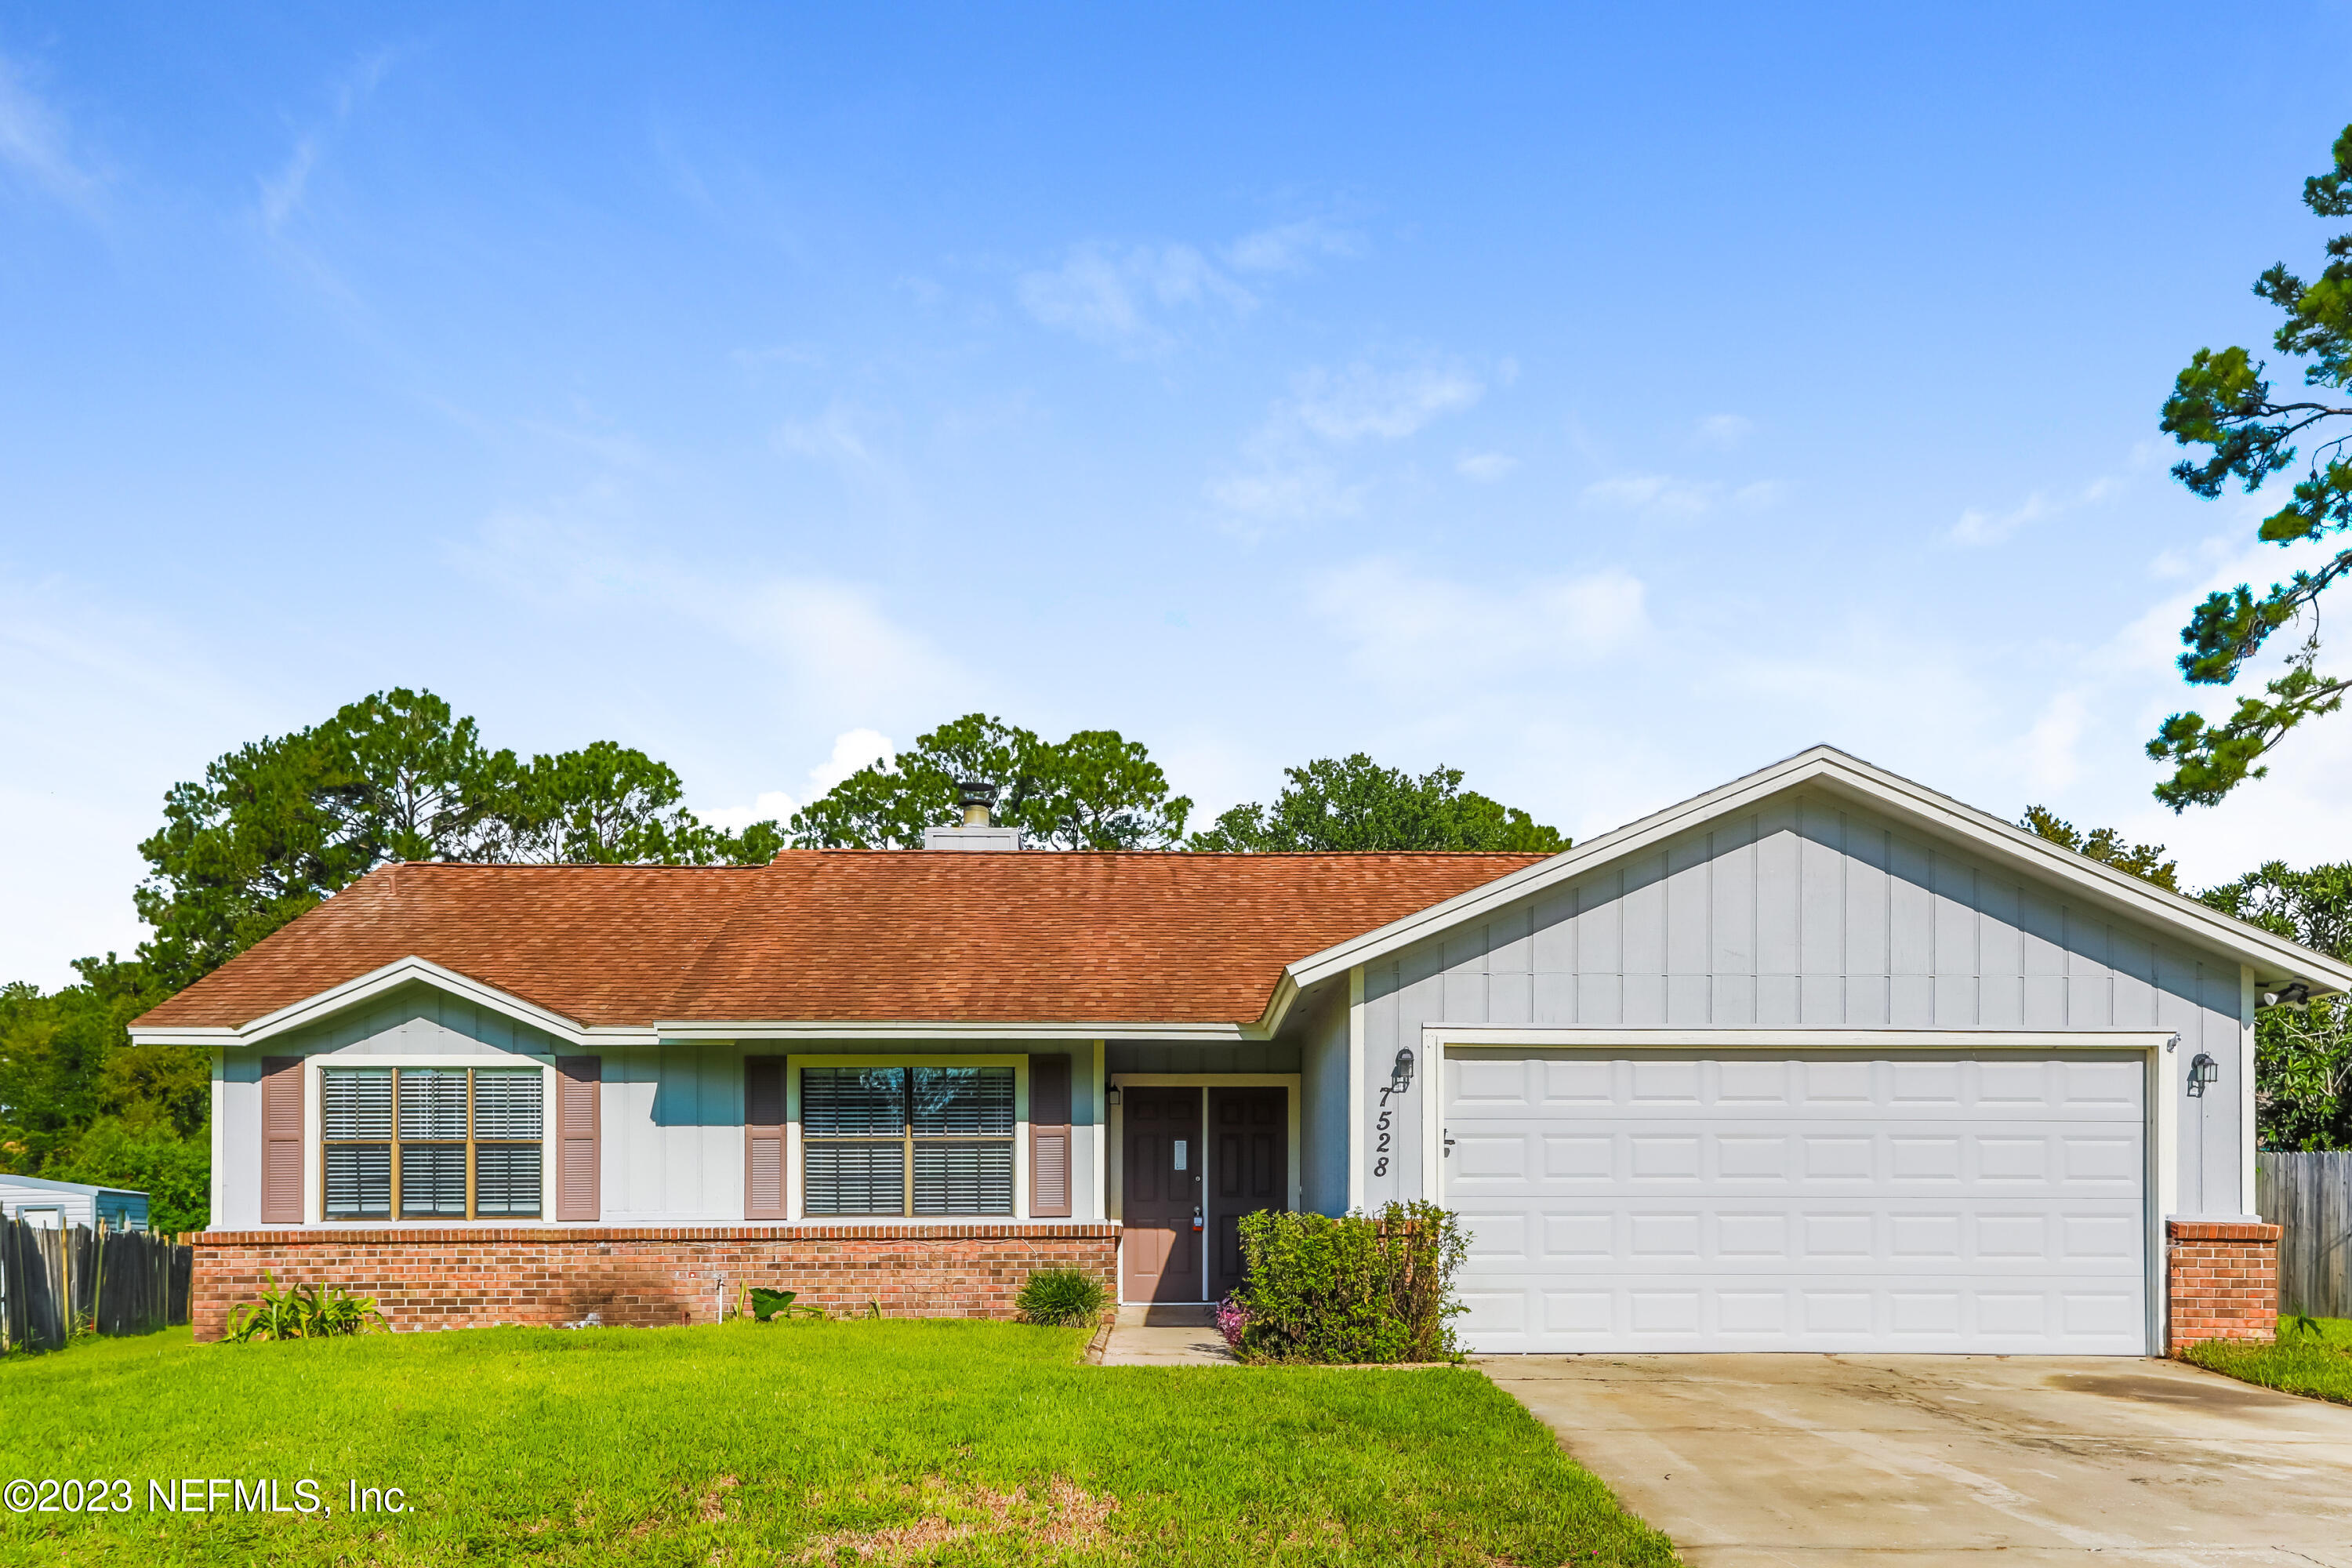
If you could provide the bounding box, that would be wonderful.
[958,777,993,826]
[923,779,1023,851]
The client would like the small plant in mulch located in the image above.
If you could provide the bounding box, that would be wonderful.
[1014,1267,1107,1327]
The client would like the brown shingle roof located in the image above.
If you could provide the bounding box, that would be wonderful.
[133,851,1544,1030]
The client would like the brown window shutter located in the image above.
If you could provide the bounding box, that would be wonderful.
[555,1056,601,1222]
[1029,1054,1072,1218]
[260,1057,304,1225]
[744,1056,786,1221]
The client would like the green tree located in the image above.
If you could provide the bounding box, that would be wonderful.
[2149,124,2352,808]
[494,741,775,864]
[2201,862,2352,1150]
[0,957,211,1233]
[789,716,1192,850]
[2016,807,2182,891]
[136,688,782,989]
[1189,754,1570,853]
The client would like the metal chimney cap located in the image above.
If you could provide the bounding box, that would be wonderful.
[954,779,996,808]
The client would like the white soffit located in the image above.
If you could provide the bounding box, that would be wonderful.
[1281,744,2352,999]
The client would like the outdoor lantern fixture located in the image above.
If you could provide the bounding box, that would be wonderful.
[1106,1084,1121,1108]
[2187,1053,2220,1097]
[1388,1047,1416,1094]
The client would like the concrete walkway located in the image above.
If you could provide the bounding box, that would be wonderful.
[1483,1353,2352,1566]
[1096,1305,1238,1367]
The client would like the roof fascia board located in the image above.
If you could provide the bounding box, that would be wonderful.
[1285,746,2352,996]
[659,1020,1258,1043]
[128,956,607,1051]
[125,1026,241,1049]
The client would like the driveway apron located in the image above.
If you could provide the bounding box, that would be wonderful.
[1481,1353,2352,1566]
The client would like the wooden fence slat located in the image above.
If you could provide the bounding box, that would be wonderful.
[0,1218,193,1349]
[2259,1152,2352,1318]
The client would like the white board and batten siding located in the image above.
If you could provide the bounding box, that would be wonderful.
[1349,789,2252,1356]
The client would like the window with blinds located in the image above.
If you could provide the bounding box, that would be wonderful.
[801,1066,1014,1217]
[321,1066,543,1221]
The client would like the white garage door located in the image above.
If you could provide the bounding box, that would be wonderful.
[1446,1048,2149,1355]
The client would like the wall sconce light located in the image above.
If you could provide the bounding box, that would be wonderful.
[1388,1048,1415,1094]
[2187,1053,2220,1097]
[1106,1085,1121,1108]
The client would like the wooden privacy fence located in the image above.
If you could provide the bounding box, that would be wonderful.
[0,1218,192,1352]
[2259,1152,2352,1319]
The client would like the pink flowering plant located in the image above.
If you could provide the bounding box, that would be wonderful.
[1214,1294,1249,1352]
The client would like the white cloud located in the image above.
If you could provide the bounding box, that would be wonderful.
[1312,557,1650,688]
[1457,452,1519,483]
[701,728,895,834]
[1224,217,1359,274]
[2014,691,2089,796]
[809,728,894,793]
[1021,216,1364,355]
[1017,241,1253,356]
[256,48,397,236]
[1207,457,1364,525]
[0,573,281,986]
[1577,473,1783,520]
[451,503,969,718]
[1950,490,2057,547]
[1209,358,1486,526]
[1290,361,1483,444]
[1950,459,2147,547]
[0,52,103,211]
[1694,413,1754,450]
[701,789,798,831]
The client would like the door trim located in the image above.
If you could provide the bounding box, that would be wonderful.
[1423,1028,2177,1356]
[1109,1073,1301,1304]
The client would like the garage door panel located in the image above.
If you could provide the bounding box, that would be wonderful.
[1453,1134,1530,1181]
[1446,1048,2149,1355]
[1541,1058,1613,1104]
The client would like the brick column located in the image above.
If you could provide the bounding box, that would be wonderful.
[2166,1219,2280,1353]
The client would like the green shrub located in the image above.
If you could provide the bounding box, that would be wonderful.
[222,1273,387,1342]
[1014,1267,1108,1327]
[1232,1201,1468,1364]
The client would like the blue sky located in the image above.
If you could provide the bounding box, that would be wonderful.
[7,4,2352,987]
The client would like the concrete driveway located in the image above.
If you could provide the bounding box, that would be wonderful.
[1481,1354,2352,1566]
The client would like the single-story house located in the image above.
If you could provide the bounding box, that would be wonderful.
[131,746,2341,1352]
[0,1173,151,1231]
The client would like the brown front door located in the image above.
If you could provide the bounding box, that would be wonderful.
[1121,1087,1202,1303]
[1207,1087,1288,1301]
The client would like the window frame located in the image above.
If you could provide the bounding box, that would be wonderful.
[784,1054,1029,1222]
[311,1059,552,1225]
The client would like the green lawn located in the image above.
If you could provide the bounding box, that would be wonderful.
[0,1322,1676,1566]
[2181,1315,2352,1405]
